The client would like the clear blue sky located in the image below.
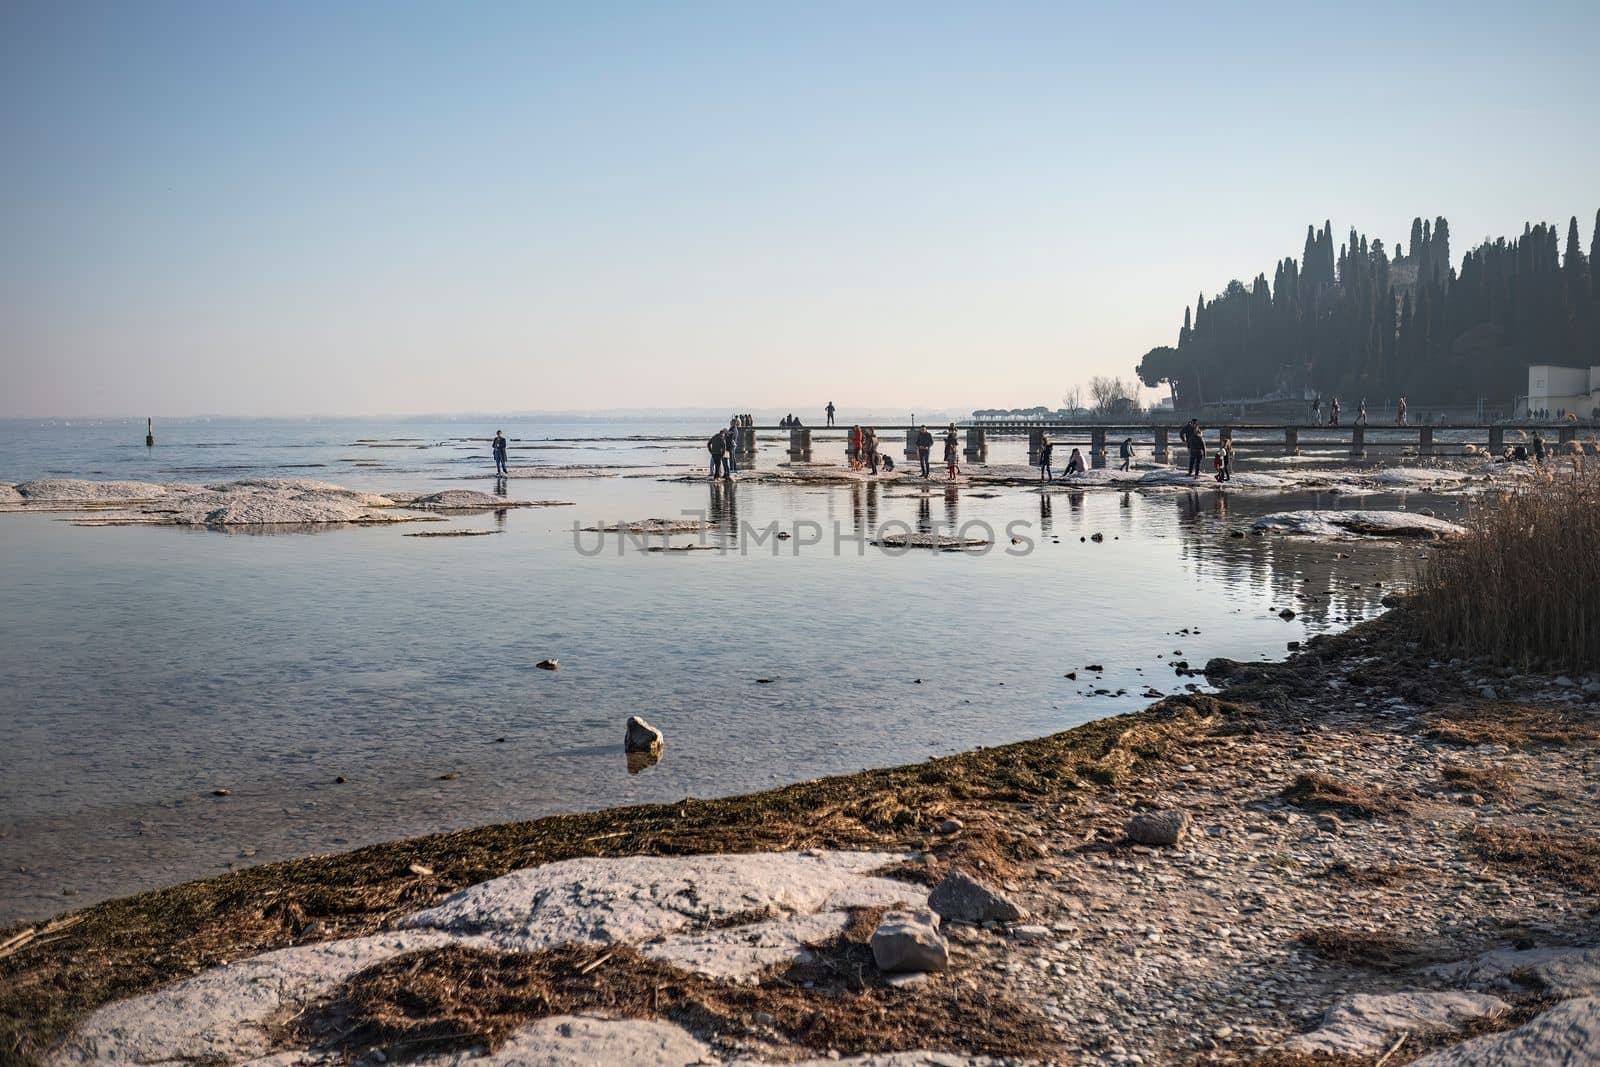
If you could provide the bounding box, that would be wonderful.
[3,1,1597,417]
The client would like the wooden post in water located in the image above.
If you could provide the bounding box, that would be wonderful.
[964,426,987,463]
[145,417,154,447]
[1349,425,1366,458]
[1283,427,1299,455]
[1419,426,1434,456]
[1153,426,1169,464]
[1090,427,1107,468]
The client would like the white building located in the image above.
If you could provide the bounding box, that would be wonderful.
[1520,364,1600,418]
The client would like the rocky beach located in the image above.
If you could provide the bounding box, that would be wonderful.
[6,599,1600,1065]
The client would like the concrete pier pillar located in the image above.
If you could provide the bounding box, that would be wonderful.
[1558,426,1577,447]
[1027,428,1043,466]
[788,427,812,461]
[1284,427,1300,455]
[1419,426,1434,456]
[905,428,919,459]
[1349,425,1366,458]
[1153,427,1170,463]
[964,426,987,463]
[1488,426,1504,454]
[1090,428,1107,468]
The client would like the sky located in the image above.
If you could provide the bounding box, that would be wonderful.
[3,1,1598,418]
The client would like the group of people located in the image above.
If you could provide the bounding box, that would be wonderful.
[1180,419,1235,481]
[1035,437,1087,481]
[845,424,887,474]
[1309,396,1410,426]
[705,415,754,478]
[777,413,806,428]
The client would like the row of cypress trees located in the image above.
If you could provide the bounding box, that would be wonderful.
[1137,212,1600,411]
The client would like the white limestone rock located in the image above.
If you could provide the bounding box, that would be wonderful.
[47,931,461,1066]
[402,850,917,963]
[1407,997,1600,1066]
[1280,991,1508,1056]
[14,479,168,502]
[410,1014,713,1066]
[870,908,949,973]
[1252,509,1466,540]
[1431,945,1600,997]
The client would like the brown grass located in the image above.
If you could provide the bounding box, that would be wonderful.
[1413,470,1600,671]
[1465,826,1600,894]
[1295,927,1448,970]
[292,936,1056,1062]
[0,696,1238,1064]
[1440,763,1519,797]
[1316,862,1428,887]
[1424,702,1600,749]
[1280,773,1410,818]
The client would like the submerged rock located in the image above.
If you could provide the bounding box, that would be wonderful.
[1252,509,1466,540]
[625,715,663,753]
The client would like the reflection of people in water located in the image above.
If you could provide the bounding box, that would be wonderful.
[708,478,737,544]
[1039,492,1053,533]
[943,482,959,529]
[916,492,933,535]
[1066,490,1084,513]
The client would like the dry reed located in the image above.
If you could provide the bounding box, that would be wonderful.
[1412,468,1600,671]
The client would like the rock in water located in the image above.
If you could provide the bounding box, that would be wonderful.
[928,870,1024,924]
[1126,809,1189,846]
[870,908,948,973]
[625,716,664,754]
[536,659,559,671]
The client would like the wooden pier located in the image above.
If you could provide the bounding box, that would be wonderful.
[748,421,1588,467]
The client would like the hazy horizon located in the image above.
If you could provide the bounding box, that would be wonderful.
[5,1,1599,418]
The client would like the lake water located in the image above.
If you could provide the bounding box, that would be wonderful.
[0,417,1456,923]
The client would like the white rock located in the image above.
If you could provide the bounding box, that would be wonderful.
[403,850,917,966]
[871,908,949,972]
[14,479,168,502]
[47,931,460,1066]
[1432,945,1600,997]
[1252,509,1466,540]
[1280,991,1508,1056]
[1408,997,1600,1066]
[411,1014,713,1066]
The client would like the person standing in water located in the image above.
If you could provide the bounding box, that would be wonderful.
[826,401,836,427]
[1038,435,1055,481]
[492,431,509,475]
[943,423,960,477]
[1329,396,1341,426]
[916,425,934,478]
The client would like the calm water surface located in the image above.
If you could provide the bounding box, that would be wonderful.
[0,418,1459,922]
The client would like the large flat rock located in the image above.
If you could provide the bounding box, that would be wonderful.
[1409,997,1600,1066]
[48,931,460,1066]
[401,850,916,958]
[1432,945,1600,997]
[1280,991,1507,1056]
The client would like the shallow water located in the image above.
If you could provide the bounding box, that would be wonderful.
[0,418,1463,923]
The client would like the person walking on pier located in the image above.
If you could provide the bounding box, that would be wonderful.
[492,431,509,475]
[1396,397,1408,425]
[916,425,934,478]
[943,424,960,478]
[1119,437,1134,471]
[826,402,836,427]
[1311,397,1321,425]
[1357,398,1367,426]
[1038,435,1055,481]
[1328,397,1341,427]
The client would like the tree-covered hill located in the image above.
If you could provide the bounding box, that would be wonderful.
[1138,213,1600,409]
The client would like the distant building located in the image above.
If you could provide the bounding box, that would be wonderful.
[1518,365,1600,418]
